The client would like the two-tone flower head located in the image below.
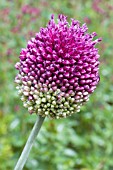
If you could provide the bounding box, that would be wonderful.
[15,14,101,119]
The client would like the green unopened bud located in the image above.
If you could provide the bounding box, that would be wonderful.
[61,97,65,102]
[18,90,23,95]
[59,104,63,108]
[47,103,51,107]
[52,101,56,105]
[67,97,71,101]
[39,92,43,97]
[41,98,46,103]
[66,111,70,115]
[33,94,38,99]
[28,106,33,111]
[73,104,77,108]
[77,105,81,109]
[27,101,32,106]
[35,105,40,109]
[44,105,47,109]
[46,95,51,100]
[51,96,55,101]
[36,99,41,105]
[30,91,33,95]
[15,79,21,84]
[23,91,29,96]
[49,88,53,93]
[21,96,26,101]
[64,102,69,106]
[45,111,49,115]
[63,112,66,117]
[69,107,74,111]
[16,86,20,90]
[34,90,39,95]
[56,116,60,119]
[51,104,54,108]
[42,108,46,111]
[37,108,42,113]
[23,102,28,108]
[70,98,75,103]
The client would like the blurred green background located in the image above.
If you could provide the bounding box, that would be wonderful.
[0,0,113,170]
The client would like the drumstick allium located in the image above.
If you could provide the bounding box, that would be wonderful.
[15,14,102,119]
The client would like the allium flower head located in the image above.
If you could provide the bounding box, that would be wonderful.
[15,14,101,119]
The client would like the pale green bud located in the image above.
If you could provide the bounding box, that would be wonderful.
[33,94,38,99]
[21,96,26,101]
[36,99,41,105]
[47,103,51,107]
[41,98,46,103]
[46,95,51,100]
[39,92,43,97]
[24,86,30,91]
[28,106,33,111]
[23,102,28,108]
[52,101,56,105]
[45,111,49,115]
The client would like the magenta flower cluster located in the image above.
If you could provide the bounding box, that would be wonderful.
[15,14,101,119]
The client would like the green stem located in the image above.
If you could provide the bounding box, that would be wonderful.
[14,115,45,170]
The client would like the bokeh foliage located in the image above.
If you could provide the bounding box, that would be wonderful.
[0,0,113,169]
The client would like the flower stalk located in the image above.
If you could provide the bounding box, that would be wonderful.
[14,115,45,170]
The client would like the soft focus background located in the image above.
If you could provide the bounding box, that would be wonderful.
[0,0,113,170]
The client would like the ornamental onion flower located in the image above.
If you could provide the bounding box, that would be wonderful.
[15,14,101,119]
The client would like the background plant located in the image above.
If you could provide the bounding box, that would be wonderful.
[0,0,113,170]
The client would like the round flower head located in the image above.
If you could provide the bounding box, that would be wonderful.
[15,14,101,119]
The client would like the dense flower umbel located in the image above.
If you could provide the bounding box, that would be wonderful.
[15,14,101,119]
